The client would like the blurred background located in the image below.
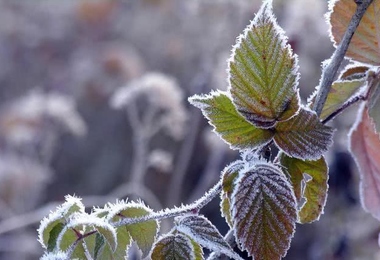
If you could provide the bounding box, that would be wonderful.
[0,0,379,259]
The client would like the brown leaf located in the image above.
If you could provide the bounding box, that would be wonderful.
[329,0,380,65]
[349,104,380,220]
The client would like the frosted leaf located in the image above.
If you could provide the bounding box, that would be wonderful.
[339,64,370,81]
[280,155,329,223]
[328,0,380,65]
[368,71,380,134]
[106,200,159,257]
[38,195,85,249]
[232,162,297,259]
[151,233,195,260]
[274,107,334,160]
[320,79,365,121]
[188,237,204,260]
[189,90,274,150]
[220,160,245,228]
[349,104,380,220]
[176,214,242,260]
[55,213,117,253]
[228,0,300,128]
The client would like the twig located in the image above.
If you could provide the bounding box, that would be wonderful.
[113,180,221,227]
[312,0,374,115]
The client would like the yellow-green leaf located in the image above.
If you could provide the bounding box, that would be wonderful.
[232,162,297,259]
[329,0,380,65]
[280,155,329,223]
[189,91,274,150]
[107,202,159,258]
[274,108,334,160]
[228,1,300,128]
[321,79,365,120]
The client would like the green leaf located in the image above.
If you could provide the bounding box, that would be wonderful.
[176,215,241,260]
[274,107,334,160]
[220,160,244,228]
[232,162,297,259]
[56,213,117,254]
[228,1,300,128]
[280,155,329,223]
[368,73,380,134]
[189,237,204,260]
[38,195,85,249]
[151,233,195,260]
[320,79,365,120]
[107,201,159,258]
[189,91,274,150]
[47,222,64,252]
[329,0,380,65]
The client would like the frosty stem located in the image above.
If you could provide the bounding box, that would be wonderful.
[313,0,374,116]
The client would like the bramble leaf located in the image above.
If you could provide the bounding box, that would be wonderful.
[329,0,380,65]
[340,64,370,80]
[56,213,117,254]
[189,91,274,149]
[280,155,329,223]
[220,160,244,228]
[38,195,85,250]
[368,73,380,134]
[107,201,159,257]
[232,162,297,259]
[274,108,334,160]
[189,237,204,260]
[151,233,195,260]
[320,79,365,120]
[349,105,380,220]
[228,1,300,128]
[176,215,241,260]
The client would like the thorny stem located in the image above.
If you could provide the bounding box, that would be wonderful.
[312,0,374,116]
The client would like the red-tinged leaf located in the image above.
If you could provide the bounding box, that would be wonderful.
[280,155,329,223]
[176,215,242,260]
[228,1,300,129]
[151,233,195,260]
[340,64,370,80]
[274,107,334,160]
[232,162,297,259]
[368,71,380,134]
[349,105,380,220]
[189,91,274,150]
[329,0,380,65]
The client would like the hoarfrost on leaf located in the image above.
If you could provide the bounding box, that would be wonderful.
[232,161,297,259]
[274,107,334,160]
[349,104,380,220]
[151,233,195,260]
[189,90,274,150]
[176,214,242,260]
[228,0,300,128]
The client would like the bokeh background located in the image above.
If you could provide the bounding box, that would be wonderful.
[0,0,379,259]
